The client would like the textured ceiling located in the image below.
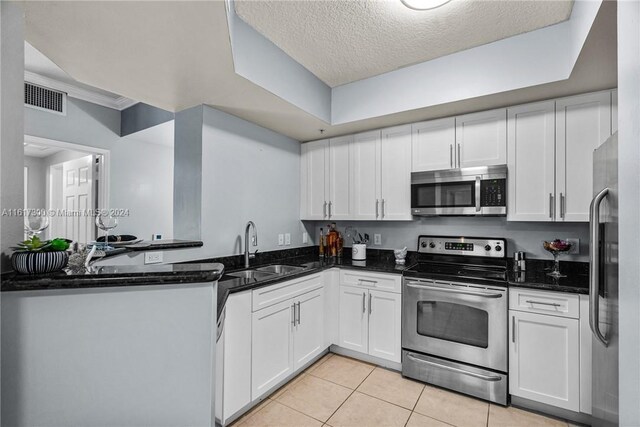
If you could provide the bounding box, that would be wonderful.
[235,0,574,87]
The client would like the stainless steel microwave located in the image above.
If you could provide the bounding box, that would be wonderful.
[411,165,507,216]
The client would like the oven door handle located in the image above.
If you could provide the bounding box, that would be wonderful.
[405,282,503,299]
[406,353,503,382]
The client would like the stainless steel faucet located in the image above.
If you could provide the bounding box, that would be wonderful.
[244,221,258,268]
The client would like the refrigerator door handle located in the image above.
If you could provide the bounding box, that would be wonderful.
[589,187,610,347]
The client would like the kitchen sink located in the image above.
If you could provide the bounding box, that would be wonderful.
[255,264,306,275]
[227,270,276,281]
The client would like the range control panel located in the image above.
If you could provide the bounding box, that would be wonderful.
[418,236,507,258]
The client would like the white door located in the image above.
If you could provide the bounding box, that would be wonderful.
[293,288,325,370]
[507,101,556,222]
[556,91,611,221]
[338,285,369,354]
[251,299,294,400]
[380,125,412,220]
[61,155,95,244]
[300,140,329,220]
[367,289,402,363]
[412,118,456,171]
[456,109,507,168]
[328,135,353,220]
[351,131,380,220]
[509,310,580,411]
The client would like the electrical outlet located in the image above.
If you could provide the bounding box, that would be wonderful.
[278,234,284,246]
[302,232,308,244]
[144,251,163,264]
[285,233,291,245]
[566,238,580,254]
[374,234,382,245]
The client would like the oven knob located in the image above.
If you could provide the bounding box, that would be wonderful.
[421,242,427,248]
[495,245,502,252]
[484,245,491,251]
[429,242,436,249]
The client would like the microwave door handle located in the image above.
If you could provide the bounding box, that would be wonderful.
[475,177,481,212]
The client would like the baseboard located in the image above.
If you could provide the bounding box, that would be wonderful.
[510,396,593,425]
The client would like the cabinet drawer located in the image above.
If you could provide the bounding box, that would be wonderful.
[509,288,579,319]
[252,273,323,312]
[339,270,401,293]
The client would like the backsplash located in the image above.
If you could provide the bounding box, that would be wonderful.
[308,217,590,262]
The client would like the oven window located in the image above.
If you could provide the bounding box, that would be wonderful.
[416,301,489,348]
[412,182,475,208]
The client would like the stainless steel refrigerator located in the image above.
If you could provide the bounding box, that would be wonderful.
[589,133,619,427]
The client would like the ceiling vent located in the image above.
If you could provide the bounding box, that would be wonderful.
[24,82,66,115]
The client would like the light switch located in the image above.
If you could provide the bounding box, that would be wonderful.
[278,234,284,246]
[374,234,382,245]
[285,233,291,245]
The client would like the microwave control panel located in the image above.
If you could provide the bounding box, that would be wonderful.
[480,179,506,207]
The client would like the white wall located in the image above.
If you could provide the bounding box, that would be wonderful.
[23,155,46,209]
[310,218,590,262]
[110,137,173,239]
[193,106,308,258]
[617,1,640,424]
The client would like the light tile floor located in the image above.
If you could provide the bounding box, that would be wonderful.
[232,353,571,427]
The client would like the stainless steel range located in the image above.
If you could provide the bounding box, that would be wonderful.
[402,235,509,405]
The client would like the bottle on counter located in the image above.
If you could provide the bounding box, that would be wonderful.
[514,251,526,271]
[337,232,344,258]
[319,228,325,259]
[328,223,338,257]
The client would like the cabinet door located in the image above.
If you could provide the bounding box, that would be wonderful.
[351,130,381,220]
[301,140,329,220]
[293,288,325,370]
[507,101,556,222]
[456,109,507,168]
[412,118,456,172]
[509,310,580,411]
[556,92,611,221]
[328,135,353,220]
[611,89,617,134]
[380,125,412,220]
[367,290,402,363]
[338,285,369,354]
[251,299,294,400]
[219,291,252,424]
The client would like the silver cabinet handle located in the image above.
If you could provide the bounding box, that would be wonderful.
[449,144,453,168]
[589,187,609,347]
[511,315,516,344]
[525,300,561,307]
[560,193,565,219]
[549,193,555,219]
[375,199,379,219]
[406,353,502,382]
[362,292,366,314]
[358,279,378,285]
[296,301,301,325]
[291,304,296,326]
[323,201,327,219]
[328,201,332,218]
[368,293,372,315]
[457,144,461,168]
[381,199,385,219]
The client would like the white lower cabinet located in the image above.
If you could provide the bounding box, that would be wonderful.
[251,283,325,400]
[215,291,252,426]
[338,272,402,363]
[509,288,587,413]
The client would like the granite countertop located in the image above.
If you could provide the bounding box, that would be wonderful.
[99,239,203,258]
[1,262,224,292]
[216,251,407,319]
[507,259,589,294]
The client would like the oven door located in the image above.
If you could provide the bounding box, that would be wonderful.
[402,278,507,372]
[411,178,481,216]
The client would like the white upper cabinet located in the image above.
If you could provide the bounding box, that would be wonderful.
[351,131,380,220]
[611,89,618,134]
[412,118,456,172]
[300,139,329,220]
[328,135,353,220]
[455,109,507,168]
[556,91,611,222]
[507,101,556,222]
[380,125,412,220]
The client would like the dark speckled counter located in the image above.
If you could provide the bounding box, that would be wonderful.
[1,262,224,292]
[507,259,589,294]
